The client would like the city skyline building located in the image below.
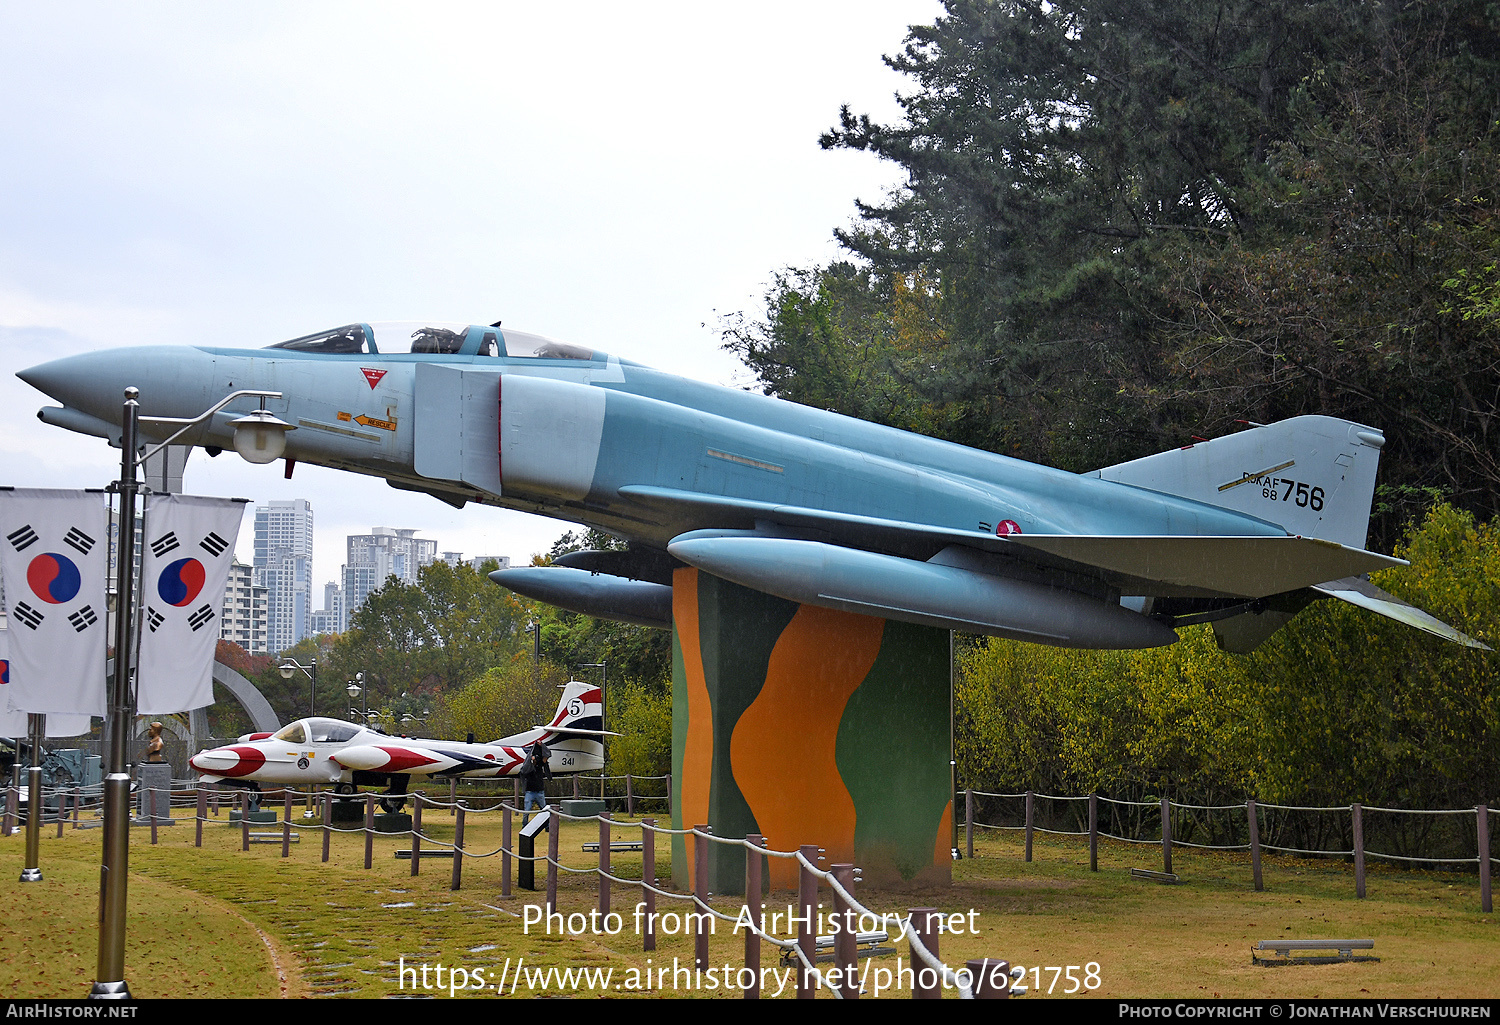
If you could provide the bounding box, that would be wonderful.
[219,557,268,655]
[254,499,313,655]
[336,526,438,632]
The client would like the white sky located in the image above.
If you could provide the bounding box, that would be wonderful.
[0,1,941,588]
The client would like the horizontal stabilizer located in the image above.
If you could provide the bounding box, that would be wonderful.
[535,725,620,737]
[1312,576,1490,650]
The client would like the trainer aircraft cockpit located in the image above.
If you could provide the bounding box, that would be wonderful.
[264,322,605,362]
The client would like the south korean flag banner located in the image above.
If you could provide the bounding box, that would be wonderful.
[0,489,108,716]
[137,494,245,714]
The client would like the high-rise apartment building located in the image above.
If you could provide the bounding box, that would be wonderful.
[340,527,437,628]
[254,499,313,654]
[219,558,268,654]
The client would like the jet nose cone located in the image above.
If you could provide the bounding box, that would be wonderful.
[190,745,265,777]
[16,355,85,403]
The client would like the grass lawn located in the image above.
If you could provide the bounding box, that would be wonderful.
[0,798,1493,999]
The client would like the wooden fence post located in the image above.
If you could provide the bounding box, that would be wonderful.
[364,794,375,870]
[598,811,611,917]
[693,824,710,971]
[451,805,466,891]
[546,806,559,913]
[796,844,818,1000]
[832,864,858,999]
[744,833,763,999]
[968,959,1011,998]
[965,788,974,859]
[1248,798,1263,892]
[909,908,939,999]
[1478,805,1491,914]
[1088,794,1098,871]
[410,793,423,877]
[1161,796,1172,875]
[642,819,657,952]
[501,801,512,897]
[195,787,206,847]
[1024,791,1034,862]
[1353,803,1366,898]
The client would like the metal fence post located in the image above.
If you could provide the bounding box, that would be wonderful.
[626,775,634,816]
[1248,798,1263,892]
[241,792,249,852]
[321,793,331,863]
[1353,803,1365,898]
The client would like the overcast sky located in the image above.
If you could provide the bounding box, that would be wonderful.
[0,2,943,589]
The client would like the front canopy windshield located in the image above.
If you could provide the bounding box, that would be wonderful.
[266,321,476,355]
[264,321,605,360]
[271,721,307,744]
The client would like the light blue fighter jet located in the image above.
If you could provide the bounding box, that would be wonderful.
[16,320,1484,652]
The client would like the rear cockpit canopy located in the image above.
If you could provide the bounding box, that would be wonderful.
[265,322,604,361]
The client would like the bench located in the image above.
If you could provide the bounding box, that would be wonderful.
[1130,868,1180,884]
[248,831,298,844]
[1253,939,1377,965]
[582,841,645,853]
[780,931,897,965]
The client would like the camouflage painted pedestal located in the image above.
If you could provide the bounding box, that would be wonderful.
[671,569,952,892]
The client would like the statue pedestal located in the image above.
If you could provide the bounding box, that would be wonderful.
[671,570,952,892]
[133,763,176,825]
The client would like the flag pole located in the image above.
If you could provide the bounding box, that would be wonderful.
[91,387,139,1000]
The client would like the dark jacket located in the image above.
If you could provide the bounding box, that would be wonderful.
[520,745,552,792]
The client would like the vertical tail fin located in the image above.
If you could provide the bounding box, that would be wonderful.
[1090,416,1385,549]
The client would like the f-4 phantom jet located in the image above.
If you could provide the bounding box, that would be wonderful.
[189,679,606,809]
[17,320,1484,652]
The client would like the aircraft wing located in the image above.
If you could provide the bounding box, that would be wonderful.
[618,485,1402,600]
[1311,576,1490,649]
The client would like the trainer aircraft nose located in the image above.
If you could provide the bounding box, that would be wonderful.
[188,745,266,778]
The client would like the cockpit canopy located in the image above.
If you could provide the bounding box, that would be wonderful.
[271,718,366,745]
[265,322,601,361]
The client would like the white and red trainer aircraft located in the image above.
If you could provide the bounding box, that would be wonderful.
[189,680,606,810]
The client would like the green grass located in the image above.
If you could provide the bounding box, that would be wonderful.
[0,803,1494,998]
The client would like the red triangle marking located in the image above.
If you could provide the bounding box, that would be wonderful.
[361,368,387,389]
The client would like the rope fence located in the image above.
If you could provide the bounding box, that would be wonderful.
[958,788,1495,912]
[1,777,1015,998]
